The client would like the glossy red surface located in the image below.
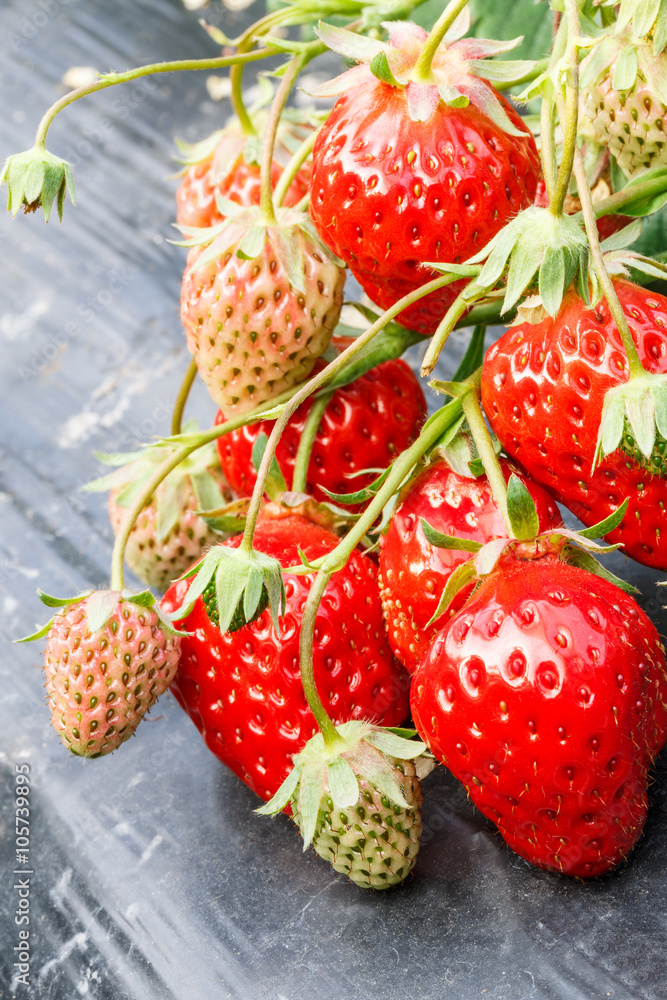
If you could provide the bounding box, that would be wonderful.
[216,357,426,509]
[161,515,410,802]
[482,280,667,569]
[309,75,541,334]
[379,459,562,673]
[411,557,667,877]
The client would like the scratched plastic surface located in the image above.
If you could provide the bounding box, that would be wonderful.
[2,2,667,999]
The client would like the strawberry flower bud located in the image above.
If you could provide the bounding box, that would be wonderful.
[1,146,76,221]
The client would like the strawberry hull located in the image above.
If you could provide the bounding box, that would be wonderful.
[482,281,667,570]
[161,516,410,802]
[410,558,667,877]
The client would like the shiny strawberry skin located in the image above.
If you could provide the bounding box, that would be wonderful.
[216,358,426,508]
[379,460,562,674]
[309,76,540,335]
[161,515,410,802]
[411,558,667,877]
[482,280,667,569]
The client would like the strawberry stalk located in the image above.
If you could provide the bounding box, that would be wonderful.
[291,390,335,494]
[539,13,568,204]
[273,131,318,208]
[421,281,485,377]
[298,567,347,752]
[460,382,512,535]
[238,273,463,556]
[549,0,580,217]
[258,45,322,224]
[33,51,273,150]
[107,388,303,591]
[412,0,472,81]
[171,358,198,437]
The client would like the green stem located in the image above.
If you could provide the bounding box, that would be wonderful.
[34,50,274,148]
[540,91,558,204]
[549,0,580,217]
[292,391,334,494]
[412,0,472,81]
[273,130,317,208]
[461,382,511,535]
[108,385,303,591]
[421,281,485,377]
[572,147,645,378]
[259,54,311,224]
[239,273,461,555]
[593,174,667,218]
[298,568,344,750]
[171,358,198,437]
[230,41,257,139]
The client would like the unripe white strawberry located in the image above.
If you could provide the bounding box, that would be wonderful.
[179,205,345,417]
[21,590,182,758]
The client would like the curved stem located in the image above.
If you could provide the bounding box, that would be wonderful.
[299,568,343,750]
[421,281,485,377]
[171,358,198,437]
[230,47,257,139]
[273,130,317,208]
[292,390,333,494]
[461,384,511,535]
[108,385,303,592]
[34,50,274,148]
[412,0,472,82]
[549,0,580,217]
[259,55,308,224]
[593,174,667,218]
[239,273,460,554]
[540,91,558,204]
[572,147,645,378]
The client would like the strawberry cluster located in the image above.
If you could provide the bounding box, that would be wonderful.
[11,0,667,887]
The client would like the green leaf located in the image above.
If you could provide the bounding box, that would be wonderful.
[256,762,302,815]
[506,474,539,540]
[326,757,359,808]
[626,391,656,458]
[619,168,667,218]
[426,559,476,627]
[503,240,539,313]
[420,518,483,553]
[365,731,426,759]
[577,498,630,540]
[297,763,325,849]
[612,46,638,92]
[538,246,566,317]
[15,616,57,643]
[126,589,156,609]
[369,51,399,86]
[565,547,638,594]
[85,590,120,634]
[37,589,89,609]
[236,225,267,260]
[597,393,626,460]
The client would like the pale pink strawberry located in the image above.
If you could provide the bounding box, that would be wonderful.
[27,590,181,758]
[180,205,345,416]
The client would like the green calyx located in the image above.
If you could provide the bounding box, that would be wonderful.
[84,421,228,543]
[17,588,186,644]
[257,721,426,890]
[616,0,667,54]
[594,372,667,471]
[453,207,589,318]
[1,145,75,222]
[419,476,636,626]
[174,201,343,295]
[167,543,286,634]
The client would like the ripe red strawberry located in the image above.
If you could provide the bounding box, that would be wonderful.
[308,19,541,335]
[379,459,562,674]
[411,557,667,877]
[215,357,426,507]
[481,280,667,569]
[181,207,345,416]
[176,117,312,229]
[161,514,410,801]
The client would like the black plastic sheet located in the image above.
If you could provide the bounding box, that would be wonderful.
[2,2,667,998]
